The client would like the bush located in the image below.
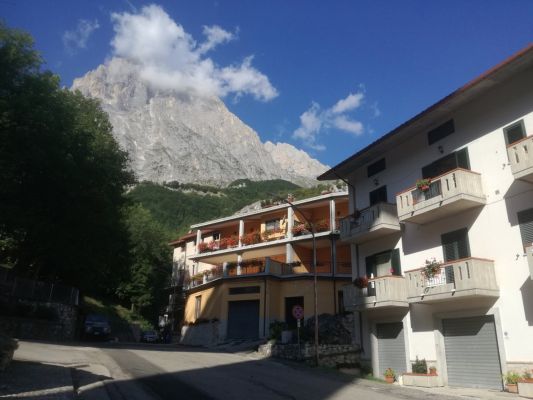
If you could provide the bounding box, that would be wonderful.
[269,320,288,340]
[412,357,428,374]
[504,371,521,385]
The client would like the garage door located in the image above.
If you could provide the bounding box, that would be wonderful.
[227,300,260,340]
[443,315,502,389]
[377,322,407,377]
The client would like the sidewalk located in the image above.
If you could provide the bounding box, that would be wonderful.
[0,341,113,400]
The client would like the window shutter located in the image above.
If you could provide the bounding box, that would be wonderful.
[456,148,470,170]
[518,208,533,246]
[441,228,471,262]
[391,249,401,275]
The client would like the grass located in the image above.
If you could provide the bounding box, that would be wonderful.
[82,296,153,332]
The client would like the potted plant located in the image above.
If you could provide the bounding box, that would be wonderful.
[384,368,396,383]
[314,219,330,232]
[197,242,209,253]
[354,276,369,289]
[504,371,520,393]
[416,178,431,192]
[422,258,441,279]
[291,223,308,236]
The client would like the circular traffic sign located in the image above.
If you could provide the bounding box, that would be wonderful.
[292,305,304,320]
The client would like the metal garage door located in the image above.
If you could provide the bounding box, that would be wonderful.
[377,322,407,377]
[443,315,502,389]
[227,300,260,340]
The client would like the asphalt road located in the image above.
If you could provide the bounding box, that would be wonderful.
[99,344,460,400]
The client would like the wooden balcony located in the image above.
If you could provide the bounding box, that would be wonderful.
[343,276,408,311]
[396,168,486,224]
[339,203,400,244]
[507,136,533,183]
[526,244,533,280]
[406,257,499,303]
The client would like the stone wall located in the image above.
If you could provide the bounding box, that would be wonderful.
[0,299,78,341]
[258,342,360,368]
[180,321,221,346]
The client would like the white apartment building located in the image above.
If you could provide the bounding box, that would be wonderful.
[318,44,533,389]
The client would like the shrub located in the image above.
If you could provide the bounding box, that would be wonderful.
[504,371,521,385]
[412,357,428,374]
[354,276,369,289]
[269,320,288,340]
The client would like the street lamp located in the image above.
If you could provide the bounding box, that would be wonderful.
[270,193,319,366]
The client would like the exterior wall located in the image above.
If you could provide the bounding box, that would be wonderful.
[183,277,348,342]
[344,66,533,380]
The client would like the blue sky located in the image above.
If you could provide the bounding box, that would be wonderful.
[3,0,533,167]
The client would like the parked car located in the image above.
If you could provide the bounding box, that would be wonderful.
[140,330,160,343]
[83,314,111,340]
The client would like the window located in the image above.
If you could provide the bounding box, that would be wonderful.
[369,185,387,206]
[229,286,260,295]
[518,208,533,247]
[213,232,221,241]
[428,119,455,145]
[367,158,386,177]
[195,295,202,319]
[504,120,526,146]
[365,249,401,277]
[265,219,280,231]
[441,228,470,262]
[422,148,470,179]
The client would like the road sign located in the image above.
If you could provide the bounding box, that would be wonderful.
[292,305,304,320]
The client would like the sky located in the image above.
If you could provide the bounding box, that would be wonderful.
[3,0,533,167]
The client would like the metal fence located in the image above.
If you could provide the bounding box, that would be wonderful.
[0,269,79,305]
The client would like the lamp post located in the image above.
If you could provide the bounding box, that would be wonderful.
[271,193,319,366]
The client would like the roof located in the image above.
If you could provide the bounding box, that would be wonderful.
[318,43,533,181]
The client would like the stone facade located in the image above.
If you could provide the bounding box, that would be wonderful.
[258,342,360,368]
[180,321,221,346]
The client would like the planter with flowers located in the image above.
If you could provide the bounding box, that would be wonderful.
[354,276,369,289]
[314,219,330,233]
[198,242,209,253]
[384,368,396,383]
[504,371,520,393]
[240,232,261,246]
[291,223,309,236]
[402,358,442,387]
[422,258,442,280]
[416,178,431,192]
[262,227,285,241]
[518,370,533,398]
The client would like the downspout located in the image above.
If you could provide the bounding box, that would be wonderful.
[263,276,267,338]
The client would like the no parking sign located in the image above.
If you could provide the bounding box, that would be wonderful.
[292,305,304,320]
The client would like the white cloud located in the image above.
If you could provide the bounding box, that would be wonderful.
[292,91,365,150]
[63,19,100,54]
[110,5,277,101]
[331,92,364,114]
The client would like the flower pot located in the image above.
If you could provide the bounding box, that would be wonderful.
[420,185,430,192]
[506,383,518,393]
[385,376,394,384]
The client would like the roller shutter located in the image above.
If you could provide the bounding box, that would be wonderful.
[443,315,502,389]
[227,300,260,340]
[518,208,533,246]
[376,322,407,378]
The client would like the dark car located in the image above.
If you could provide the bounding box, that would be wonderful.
[83,314,111,340]
[140,330,160,343]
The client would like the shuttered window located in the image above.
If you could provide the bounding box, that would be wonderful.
[428,119,455,145]
[366,249,401,277]
[367,158,386,177]
[504,120,526,145]
[518,208,533,246]
[441,228,471,261]
[422,148,470,179]
[369,185,387,206]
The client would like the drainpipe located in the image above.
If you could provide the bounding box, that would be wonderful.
[355,243,365,354]
[263,276,267,338]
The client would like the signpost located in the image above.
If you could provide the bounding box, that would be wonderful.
[292,305,304,359]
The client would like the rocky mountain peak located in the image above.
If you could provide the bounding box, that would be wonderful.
[72,58,328,187]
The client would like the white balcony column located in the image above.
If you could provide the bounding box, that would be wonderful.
[330,199,336,230]
[195,230,202,254]
[286,243,293,263]
[238,219,244,247]
[237,254,243,275]
[222,262,228,277]
[287,207,294,239]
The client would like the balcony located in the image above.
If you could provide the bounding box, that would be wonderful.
[526,244,533,280]
[396,168,486,224]
[343,276,408,311]
[507,136,533,183]
[339,203,400,244]
[406,257,499,303]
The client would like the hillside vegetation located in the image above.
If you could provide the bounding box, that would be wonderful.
[127,179,337,237]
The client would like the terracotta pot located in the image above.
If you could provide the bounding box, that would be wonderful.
[420,185,430,191]
[385,376,394,384]
[506,383,518,393]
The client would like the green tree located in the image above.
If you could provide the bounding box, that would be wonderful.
[0,23,134,291]
[118,205,172,321]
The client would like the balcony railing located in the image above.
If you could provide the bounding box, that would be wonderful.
[507,136,533,183]
[396,168,486,224]
[406,257,499,303]
[526,244,533,280]
[339,203,400,243]
[343,275,408,311]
